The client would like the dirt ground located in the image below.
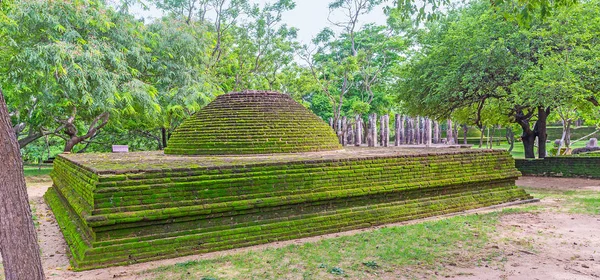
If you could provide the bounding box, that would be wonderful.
[3,176,599,280]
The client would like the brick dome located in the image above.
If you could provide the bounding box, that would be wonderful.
[164,91,342,155]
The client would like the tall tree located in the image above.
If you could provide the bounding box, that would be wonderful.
[0,0,159,152]
[397,0,600,158]
[0,87,45,280]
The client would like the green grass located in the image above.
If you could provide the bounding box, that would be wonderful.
[473,142,588,159]
[521,187,600,215]
[23,164,53,177]
[142,213,501,279]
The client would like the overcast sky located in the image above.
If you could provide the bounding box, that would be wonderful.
[130,0,390,45]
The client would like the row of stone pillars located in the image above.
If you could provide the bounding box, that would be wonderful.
[330,115,458,147]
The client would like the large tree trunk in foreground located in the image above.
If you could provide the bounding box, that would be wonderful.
[0,89,45,280]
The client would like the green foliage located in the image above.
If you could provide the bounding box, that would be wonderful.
[397,0,600,158]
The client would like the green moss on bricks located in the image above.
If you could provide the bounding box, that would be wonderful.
[164,91,341,155]
[46,142,531,270]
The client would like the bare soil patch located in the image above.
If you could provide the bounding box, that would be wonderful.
[517,176,600,192]
[442,211,600,279]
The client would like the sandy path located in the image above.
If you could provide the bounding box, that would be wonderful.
[5,176,598,279]
[442,212,600,279]
[517,177,600,192]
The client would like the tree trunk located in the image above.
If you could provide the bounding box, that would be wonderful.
[489,126,494,149]
[522,131,536,158]
[506,127,515,152]
[17,131,43,149]
[62,112,110,152]
[535,107,550,159]
[479,126,485,148]
[341,116,348,146]
[565,121,572,150]
[0,89,45,280]
[161,128,168,149]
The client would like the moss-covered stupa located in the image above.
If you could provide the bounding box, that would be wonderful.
[165,91,342,155]
[45,91,533,271]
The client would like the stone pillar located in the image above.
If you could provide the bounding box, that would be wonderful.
[346,118,353,146]
[394,114,401,146]
[407,118,413,144]
[433,121,440,144]
[447,119,455,145]
[383,114,390,147]
[425,118,432,147]
[355,115,362,146]
[413,117,419,145]
[367,114,377,147]
[380,115,384,146]
[372,113,378,147]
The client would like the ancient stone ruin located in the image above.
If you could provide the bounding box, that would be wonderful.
[164,91,341,155]
[45,91,532,270]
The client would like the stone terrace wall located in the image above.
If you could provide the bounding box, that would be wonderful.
[46,150,531,270]
[515,157,600,178]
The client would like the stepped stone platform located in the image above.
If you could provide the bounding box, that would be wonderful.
[46,148,531,270]
[45,91,532,270]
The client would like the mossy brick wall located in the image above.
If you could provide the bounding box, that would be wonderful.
[164,91,341,155]
[45,149,531,270]
[515,157,600,178]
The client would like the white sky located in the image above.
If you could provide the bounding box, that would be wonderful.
[130,0,390,45]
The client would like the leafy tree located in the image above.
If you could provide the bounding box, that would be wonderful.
[397,0,600,158]
[300,0,408,130]
[0,0,159,152]
[140,17,217,148]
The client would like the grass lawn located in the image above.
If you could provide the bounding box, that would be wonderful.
[143,213,500,280]
[472,142,588,158]
[23,164,53,177]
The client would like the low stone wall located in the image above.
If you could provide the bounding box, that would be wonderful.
[46,148,531,270]
[515,157,600,178]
